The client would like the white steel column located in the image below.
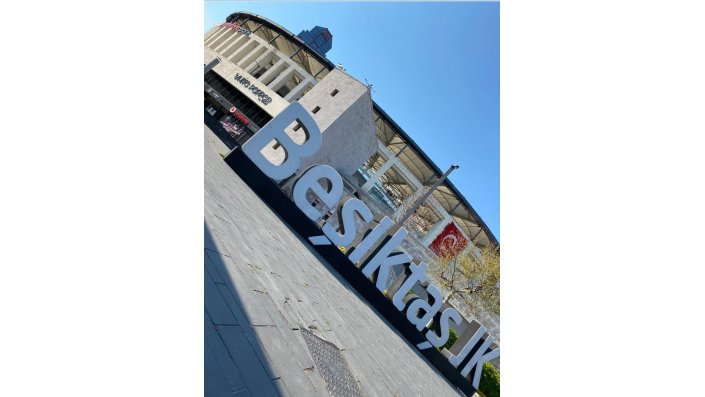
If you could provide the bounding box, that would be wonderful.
[376,141,423,190]
[220,34,249,58]
[268,66,296,92]
[283,78,315,101]
[209,28,234,49]
[204,26,222,42]
[245,49,275,74]
[238,44,267,68]
[226,38,257,63]
[258,59,288,86]
[204,26,228,47]
[214,29,242,53]
[361,155,398,191]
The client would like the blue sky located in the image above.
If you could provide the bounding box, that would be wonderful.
[205,2,500,240]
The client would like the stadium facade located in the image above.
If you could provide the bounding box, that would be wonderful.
[204,12,498,261]
[204,11,500,395]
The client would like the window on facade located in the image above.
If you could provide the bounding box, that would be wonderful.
[251,57,277,79]
[276,72,303,98]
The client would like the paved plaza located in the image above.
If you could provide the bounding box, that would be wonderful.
[204,126,465,396]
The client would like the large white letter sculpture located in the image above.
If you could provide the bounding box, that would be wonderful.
[236,101,499,390]
[242,102,322,181]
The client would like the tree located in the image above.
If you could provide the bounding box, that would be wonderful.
[428,244,500,316]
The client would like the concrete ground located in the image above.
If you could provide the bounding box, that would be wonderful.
[203,125,466,397]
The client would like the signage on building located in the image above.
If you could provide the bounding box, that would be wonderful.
[234,73,273,105]
[430,222,468,258]
[221,22,251,36]
[224,102,499,395]
[229,107,251,125]
[219,114,248,139]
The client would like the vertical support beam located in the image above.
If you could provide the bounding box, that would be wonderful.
[204,26,221,42]
[210,27,235,50]
[283,78,314,102]
[220,34,249,58]
[422,174,437,186]
[204,26,229,47]
[289,47,303,60]
[245,49,275,74]
[258,58,287,85]
[214,30,242,53]
[227,38,257,64]
[237,42,266,68]
[313,65,328,78]
[395,144,408,157]
[268,33,281,45]
[251,23,264,34]
[361,155,397,191]
[267,65,296,92]
[471,228,483,244]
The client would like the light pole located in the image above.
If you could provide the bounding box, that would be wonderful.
[390,164,459,235]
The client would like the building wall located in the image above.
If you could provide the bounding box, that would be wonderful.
[204,18,499,358]
[205,23,317,102]
[296,69,377,179]
[205,47,289,116]
[205,20,481,280]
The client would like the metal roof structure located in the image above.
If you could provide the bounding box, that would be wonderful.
[226,11,499,248]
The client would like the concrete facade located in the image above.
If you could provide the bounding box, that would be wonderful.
[253,68,377,181]
[296,69,377,180]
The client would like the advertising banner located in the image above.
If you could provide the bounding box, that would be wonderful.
[429,222,468,258]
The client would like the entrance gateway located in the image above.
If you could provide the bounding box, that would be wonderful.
[224,102,499,396]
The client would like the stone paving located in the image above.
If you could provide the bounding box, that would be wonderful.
[203,125,465,397]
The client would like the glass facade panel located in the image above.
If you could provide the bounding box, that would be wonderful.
[272,35,299,58]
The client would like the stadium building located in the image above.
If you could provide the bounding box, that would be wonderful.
[204,12,498,265]
[204,12,501,396]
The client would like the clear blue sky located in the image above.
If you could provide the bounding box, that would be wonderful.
[205,2,500,241]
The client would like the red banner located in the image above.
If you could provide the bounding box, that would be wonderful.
[429,222,468,258]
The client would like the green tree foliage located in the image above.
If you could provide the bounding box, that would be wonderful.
[443,327,458,350]
[478,362,500,397]
[429,245,500,315]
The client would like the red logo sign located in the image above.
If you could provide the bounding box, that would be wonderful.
[234,111,250,125]
[228,108,250,125]
[429,222,468,258]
